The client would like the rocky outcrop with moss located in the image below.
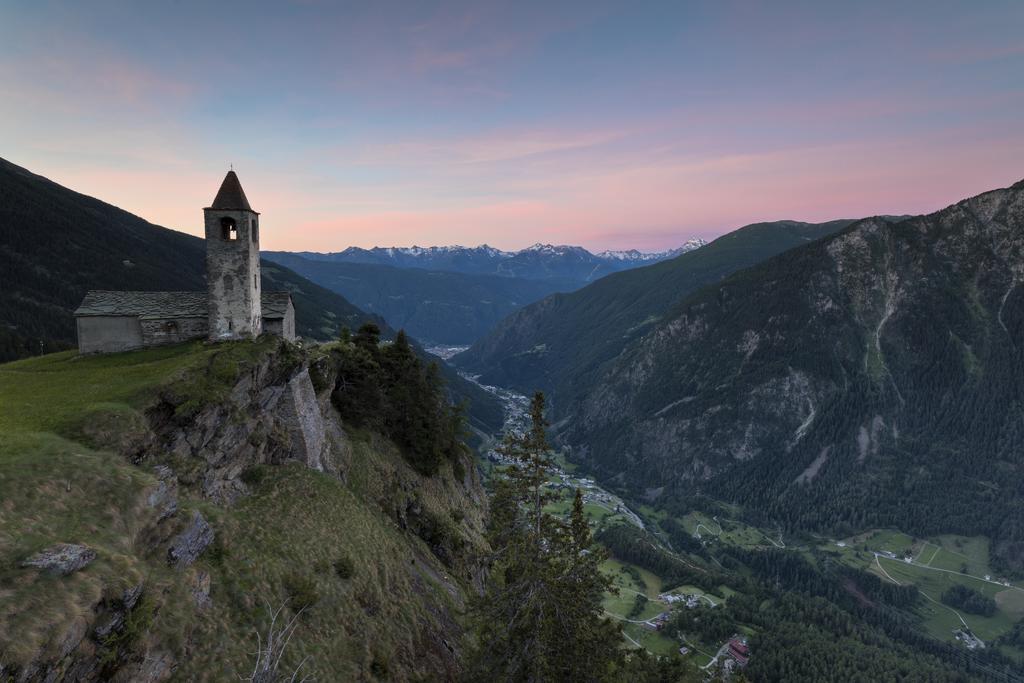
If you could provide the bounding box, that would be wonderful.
[0,337,488,681]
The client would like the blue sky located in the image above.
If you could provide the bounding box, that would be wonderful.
[2,1,1022,251]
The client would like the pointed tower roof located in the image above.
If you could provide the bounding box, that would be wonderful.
[207,170,256,212]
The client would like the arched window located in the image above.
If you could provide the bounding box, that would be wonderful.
[220,216,237,240]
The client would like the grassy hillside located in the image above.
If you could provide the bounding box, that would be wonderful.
[454,219,853,416]
[0,341,486,680]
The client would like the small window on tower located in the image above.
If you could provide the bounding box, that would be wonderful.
[251,218,258,243]
[220,216,237,240]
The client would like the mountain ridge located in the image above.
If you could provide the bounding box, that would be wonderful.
[565,178,1024,570]
[454,218,856,413]
[289,239,706,281]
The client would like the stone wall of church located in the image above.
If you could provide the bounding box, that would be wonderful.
[77,316,145,354]
[140,317,209,347]
[281,306,296,340]
[263,304,296,341]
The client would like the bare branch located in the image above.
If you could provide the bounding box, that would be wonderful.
[240,602,314,683]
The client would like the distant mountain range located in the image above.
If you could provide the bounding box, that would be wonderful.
[286,240,706,282]
[0,156,503,434]
[263,254,573,345]
[267,240,705,345]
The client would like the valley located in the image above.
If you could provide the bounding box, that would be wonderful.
[459,366,1024,676]
[266,241,705,347]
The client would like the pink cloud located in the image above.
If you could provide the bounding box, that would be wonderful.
[260,125,1024,253]
[347,126,630,167]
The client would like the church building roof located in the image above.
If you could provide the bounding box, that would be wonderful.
[75,290,292,320]
[261,291,294,318]
[207,170,255,212]
[74,291,207,319]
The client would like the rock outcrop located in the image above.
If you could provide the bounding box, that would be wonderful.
[21,544,96,576]
[167,511,214,569]
[146,343,332,504]
[146,465,178,521]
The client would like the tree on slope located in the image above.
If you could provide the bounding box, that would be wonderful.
[467,392,621,682]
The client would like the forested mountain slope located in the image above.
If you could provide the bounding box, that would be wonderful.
[567,180,1024,570]
[455,219,853,413]
[263,252,574,344]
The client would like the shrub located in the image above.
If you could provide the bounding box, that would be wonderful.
[370,654,389,677]
[98,594,155,671]
[206,534,228,566]
[282,572,319,610]
[941,584,995,616]
[627,593,649,619]
[240,466,265,487]
[333,555,355,580]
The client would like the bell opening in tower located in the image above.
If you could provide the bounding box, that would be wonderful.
[220,216,237,240]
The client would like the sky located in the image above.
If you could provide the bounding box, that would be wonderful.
[2,1,1022,252]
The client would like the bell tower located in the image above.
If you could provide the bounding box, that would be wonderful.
[204,170,261,339]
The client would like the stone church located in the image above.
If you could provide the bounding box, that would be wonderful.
[74,171,295,353]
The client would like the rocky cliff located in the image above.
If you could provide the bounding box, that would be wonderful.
[0,338,488,681]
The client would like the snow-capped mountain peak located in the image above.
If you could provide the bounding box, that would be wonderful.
[596,238,706,262]
[290,239,705,280]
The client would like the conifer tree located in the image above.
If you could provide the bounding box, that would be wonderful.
[467,392,621,682]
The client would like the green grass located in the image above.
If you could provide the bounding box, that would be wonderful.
[846,529,917,557]
[0,339,286,437]
[0,344,210,434]
[601,557,664,600]
[872,556,1022,642]
[825,529,1023,646]
[177,464,466,681]
[598,557,687,657]
[543,488,628,528]
[926,535,992,576]
[0,342,483,679]
[0,432,165,665]
[550,451,578,474]
[621,622,680,656]
[637,504,667,521]
[0,344,230,666]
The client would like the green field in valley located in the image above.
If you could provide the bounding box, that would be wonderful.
[815,529,1024,661]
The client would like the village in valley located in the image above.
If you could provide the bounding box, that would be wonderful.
[439,350,1024,678]
[457,366,756,675]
